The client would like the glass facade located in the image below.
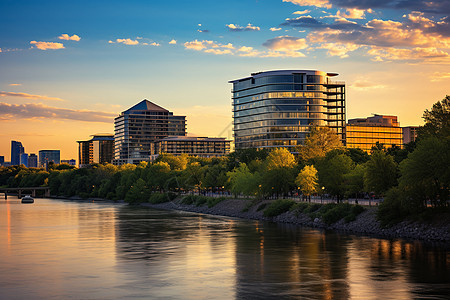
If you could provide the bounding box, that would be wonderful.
[230,70,346,150]
[114,100,186,165]
[11,140,24,166]
[38,150,60,167]
[154,137,231,158]
[346,115,403,152]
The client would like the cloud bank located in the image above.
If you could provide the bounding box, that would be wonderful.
[0,102,116,123]
[0,91,64,101]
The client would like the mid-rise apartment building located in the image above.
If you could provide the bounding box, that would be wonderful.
[346,115,403,152]
[77,134,114,167]
[402,126,419,144]
[114,100,186,165]
[230,70,345,150]
[153,136,231,158]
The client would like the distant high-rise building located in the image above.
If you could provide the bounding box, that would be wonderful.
[77,134,114,167]
[402,126,419,144]
[230,70,346,150]
[61,159,76,166]
[11,141,24,165]
[114,100,186,165]
[28,154,38,168]
[0,156,4,166]
[20,153,29,167]
[39,150,60,167]
[346,115,403,152]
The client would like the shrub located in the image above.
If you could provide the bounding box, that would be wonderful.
[148,193,170,204]
[242,198,260,212]
[257,202,268,211]
[322,203,351,225]
[206,197,226,208]
[304,203,321,214]
[377,187,408,227]
[167,192,178,201]
[195,196,208,207]
[181,195,197,205]
[263,199,296,217]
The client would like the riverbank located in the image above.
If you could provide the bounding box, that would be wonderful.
[142,197,450,247]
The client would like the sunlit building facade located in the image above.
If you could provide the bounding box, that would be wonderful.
[346,115,403,152]
[230,70,345,150]
[77,134,115,167]
[153,136,231,158]
[114,100,186,165]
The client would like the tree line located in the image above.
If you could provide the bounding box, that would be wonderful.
[0,96,448,225]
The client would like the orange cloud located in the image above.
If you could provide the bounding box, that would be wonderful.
[0,91,64,101]
[30,41,64,50]
[0,102,116,123]
[262,36,308,57]
[58,34,81,41]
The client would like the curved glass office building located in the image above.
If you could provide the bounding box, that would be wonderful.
[230,70,345,150]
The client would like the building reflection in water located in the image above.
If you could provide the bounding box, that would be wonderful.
[115,206,450,299]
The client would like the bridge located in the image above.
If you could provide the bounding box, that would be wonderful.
[0,187,50,199]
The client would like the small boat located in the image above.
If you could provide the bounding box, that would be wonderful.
[21,195,34,204]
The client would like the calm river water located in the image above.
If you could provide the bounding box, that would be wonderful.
[0,198,449,299]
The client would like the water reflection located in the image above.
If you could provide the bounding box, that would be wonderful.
[0,199,448,300]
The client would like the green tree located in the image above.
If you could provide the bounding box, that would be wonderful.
[316,152,354,202]
[297,126,343,162]
[226,163,260,197]
[399,136,449,208]
[265,148,296,170]
[295,165,318,201]
[364,150,397,196]
[419,95,450,138]
[125,178,149,203]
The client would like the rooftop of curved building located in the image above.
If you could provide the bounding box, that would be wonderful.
[229,70,340,83]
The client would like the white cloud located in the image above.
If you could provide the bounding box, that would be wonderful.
[184,40,207,50]
[282,0,331,9]
[204,49,233,55]
[293,10,311,15]
[30,41,64,50]
[316,42,360,58]
[226,23,261,31]
[115,38,140,45]
[58,34,81,41]
[169,39,177,44]
[270,27,282,31]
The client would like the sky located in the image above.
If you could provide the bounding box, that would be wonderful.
[0,0,449,161]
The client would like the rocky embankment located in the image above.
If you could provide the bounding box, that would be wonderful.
[143,198,450,247]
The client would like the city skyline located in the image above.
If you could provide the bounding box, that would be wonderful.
[1,0,449,160]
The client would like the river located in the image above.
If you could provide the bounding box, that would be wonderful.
[0,198,448,299]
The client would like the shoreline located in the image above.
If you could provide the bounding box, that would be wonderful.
[46,195,450,248]
[141,198,450,248]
